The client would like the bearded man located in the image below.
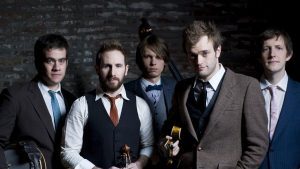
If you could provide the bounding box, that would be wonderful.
[61,40,154,169]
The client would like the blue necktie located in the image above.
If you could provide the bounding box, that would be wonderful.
[48,90,61,130]
[145,84,163,92]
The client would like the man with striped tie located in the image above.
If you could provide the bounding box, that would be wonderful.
[258,28,300,169]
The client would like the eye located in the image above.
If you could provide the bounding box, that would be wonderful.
[275,46,283,50]
[58,58,67,64]
[143,55,151,59]
[156,55,163,60]
[262,47,269,52]
[201,51,209,57]
[44,58,55,64]
[189,53,197,59]
[116,64,123,68]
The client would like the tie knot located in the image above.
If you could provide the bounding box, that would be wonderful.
[195,80,209,91]
[268,85,277,96]
[105,94,121,103]
[48,90,58,96]
[145,84,163,92]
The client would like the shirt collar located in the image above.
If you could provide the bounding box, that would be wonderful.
[193,64,225,91]
[95,85,129,101]
[38,81,62,94]
[260,71,288,92]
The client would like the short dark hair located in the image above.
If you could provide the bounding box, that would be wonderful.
[95,40,127,65]
[182,20,223,54]
[34,34,69,71]
[136,34,169,71]
[258,28,293,56]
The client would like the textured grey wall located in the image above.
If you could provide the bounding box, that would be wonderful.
[1,0,298,96]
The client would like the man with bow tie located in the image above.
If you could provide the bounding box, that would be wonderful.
[125,34,177,169]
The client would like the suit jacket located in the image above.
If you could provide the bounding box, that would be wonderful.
[259,78,300,169]
[0,78,76,169]
[124,76,176,117]
[163,68,269,169]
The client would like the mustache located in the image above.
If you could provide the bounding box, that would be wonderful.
[108,76,120,81]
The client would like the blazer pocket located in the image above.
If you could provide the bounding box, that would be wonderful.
[225,103,241,111]
[217,163,235,169]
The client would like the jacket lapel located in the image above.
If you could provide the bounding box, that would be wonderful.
[202,69,235,137]
[162,78,172,111]
[181,78,199,142]
[28,81,55,142]
[271,79,299,143]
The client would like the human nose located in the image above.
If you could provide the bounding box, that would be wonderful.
[150,57,157,65]
[109,66,116,76]
[269,47,276,58]
[52,61,60,70]
[196,55,204,64]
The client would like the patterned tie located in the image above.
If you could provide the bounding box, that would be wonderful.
[268,86,279,139]
[194,80,208,113]
[48,90,61,130]
[105,94,121,126]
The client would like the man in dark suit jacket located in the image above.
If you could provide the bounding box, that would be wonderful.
[161,20,269,169]
[0,34,76,169]
[125,34,176,168]
[258,29,300,169]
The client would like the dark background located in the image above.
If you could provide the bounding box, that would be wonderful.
[0,0,298,96]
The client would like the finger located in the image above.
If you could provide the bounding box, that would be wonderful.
[173,148,179,156]
[166,135,173,140]
[173,145,180,155]
[173,140,179,147]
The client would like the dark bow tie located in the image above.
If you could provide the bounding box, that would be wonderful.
[145,84,163,92]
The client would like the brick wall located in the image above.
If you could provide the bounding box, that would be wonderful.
[0,0,298,96]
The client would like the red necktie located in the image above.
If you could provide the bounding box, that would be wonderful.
[106,94,121,126]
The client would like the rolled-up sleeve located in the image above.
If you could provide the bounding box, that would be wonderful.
[136,96,154,157]
[61,96,95,169]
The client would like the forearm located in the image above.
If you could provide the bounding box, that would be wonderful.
[135,155,149,169]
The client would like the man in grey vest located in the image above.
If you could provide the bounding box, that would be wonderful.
[61,40,154,169]
[125,34,176,169]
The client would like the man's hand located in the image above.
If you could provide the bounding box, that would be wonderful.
[165,136,180,156]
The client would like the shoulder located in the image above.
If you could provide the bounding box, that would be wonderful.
[224,68,259,85]
[161,76,177,87]
[135,95,148,105]
[287,77,300,91]
[124,78,140,92]
[61,88,77,101]
[135,95,152,119]
[1,81,34,96]
[161,76,177,83]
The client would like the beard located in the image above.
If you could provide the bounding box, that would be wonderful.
[100,76,124,93]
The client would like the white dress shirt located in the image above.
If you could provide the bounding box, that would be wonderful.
[193,64,225,106]
[38,81,66,129]
[260,72,287,131]
[61,85,154,169]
